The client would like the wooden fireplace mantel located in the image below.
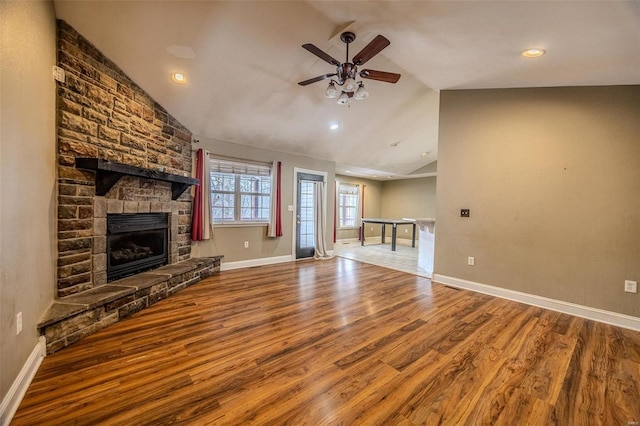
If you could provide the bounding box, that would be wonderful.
[75,158,199,200]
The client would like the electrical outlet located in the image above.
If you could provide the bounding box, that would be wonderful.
[624,280,637,293]
[243,241,249,249]
[461,209,470,218]
[467,257,475,266]
[370,227,373,231]
[17,312,23,335]
[405,228,408,233]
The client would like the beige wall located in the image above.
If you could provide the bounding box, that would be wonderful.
[1,0,57,400]
[335,175,437,241]
[435,86,640,317]
[382,177,436,239]
[335,175,383,240]
[190,138,335,263]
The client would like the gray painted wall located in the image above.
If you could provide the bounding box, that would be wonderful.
[1,0,57,401]
[190,138,335,263]
[335,175,437,241]
[381,177,436,240]
[435,85,640,317]
[335,176,383,240]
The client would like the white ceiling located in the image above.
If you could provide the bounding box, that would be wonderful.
[53,1,640,180]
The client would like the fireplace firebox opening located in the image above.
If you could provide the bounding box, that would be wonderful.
[107,213,169,282]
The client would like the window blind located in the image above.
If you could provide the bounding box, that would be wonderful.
[338,183,359,195]
[209,157,270,176]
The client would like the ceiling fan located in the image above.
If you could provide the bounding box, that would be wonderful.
[298,31,401,105]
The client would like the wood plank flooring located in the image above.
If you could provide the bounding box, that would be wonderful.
[12,257,640,425]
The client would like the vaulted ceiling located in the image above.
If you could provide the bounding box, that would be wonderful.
[54,1,640,179]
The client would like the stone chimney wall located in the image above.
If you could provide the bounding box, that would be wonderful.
[56,20,193,297]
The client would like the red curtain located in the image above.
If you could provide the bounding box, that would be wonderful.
[275,161,282,237]
[333,181,337,243]
[359,184,366,240]
[191,149,204,241]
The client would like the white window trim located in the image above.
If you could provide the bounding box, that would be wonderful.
[337,182,361,229]
[210,156,272,225]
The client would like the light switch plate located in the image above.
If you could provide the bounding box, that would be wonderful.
[53,65,66,83]
[625,280,637,293]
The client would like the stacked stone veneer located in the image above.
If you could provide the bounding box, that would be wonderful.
[39,21,225,354]
[56,20,194,297]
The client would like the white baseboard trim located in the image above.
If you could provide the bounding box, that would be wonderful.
[433,274,640,332]
[336,238,361,243]
[221,255,293,271]
[0,336,46,426]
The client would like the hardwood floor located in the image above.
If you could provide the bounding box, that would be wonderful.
[12,257,640,425]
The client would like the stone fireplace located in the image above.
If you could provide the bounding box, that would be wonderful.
[37,20,223,354]
[55,20,195,297]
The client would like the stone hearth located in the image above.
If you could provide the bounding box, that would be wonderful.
[39,256,222,354]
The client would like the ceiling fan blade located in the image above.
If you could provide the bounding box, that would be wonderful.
[302,44,341,66]
[298,73,336,86]
[352,35,390,65]
[360,69,401,84]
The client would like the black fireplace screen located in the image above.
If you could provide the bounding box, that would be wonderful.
[107,213,169,282]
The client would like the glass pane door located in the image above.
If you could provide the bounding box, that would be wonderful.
[296,172,323,259]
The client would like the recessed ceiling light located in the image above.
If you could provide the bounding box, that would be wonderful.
[330,123,339,130]
[521,49,546,58]
[345,170,351,173]
[171,73,188,84]
[372,175,378,178]
[421,152,428,157]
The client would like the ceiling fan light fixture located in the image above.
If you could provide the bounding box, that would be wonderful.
[325,82,339,98]
[354,83,369,100]
[299,32,399,106]
[337,92,350,105]
[343,77,357,93]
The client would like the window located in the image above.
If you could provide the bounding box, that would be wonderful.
[338,183,359,228]
[210,158,271,223]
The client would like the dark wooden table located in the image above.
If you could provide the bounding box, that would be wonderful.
[361,218,416,251]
